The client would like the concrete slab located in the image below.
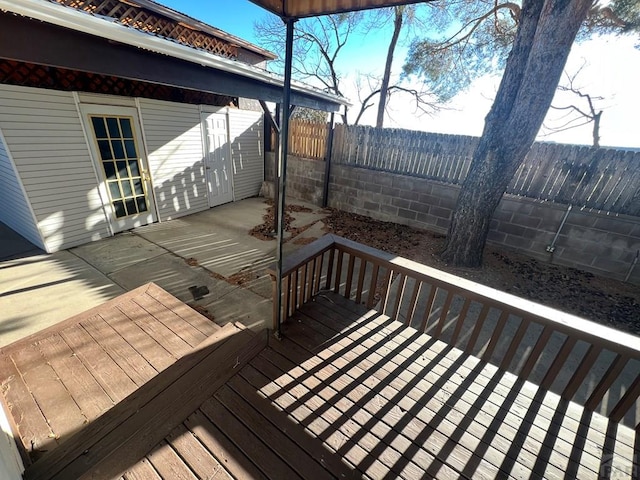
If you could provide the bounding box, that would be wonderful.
[0,197,331,345]
[0,251,124,347]
[69,232,167,275]
[135,214,276,279]
[108,252,237,307]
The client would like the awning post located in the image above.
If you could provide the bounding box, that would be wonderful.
[274,17,296,339]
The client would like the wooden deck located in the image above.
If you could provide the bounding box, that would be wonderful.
[0,284,637,479]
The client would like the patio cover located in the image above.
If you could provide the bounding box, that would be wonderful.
[250,0,427,18]
[250,0,431,336]
[0,0,347,112]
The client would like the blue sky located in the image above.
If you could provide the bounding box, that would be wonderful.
[159,1,639,148]
[159,1,268,44]
[159,0,403,74]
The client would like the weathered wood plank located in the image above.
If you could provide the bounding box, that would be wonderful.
[146,441,198,480]
[0,353,54,463]
[10,343,87,441]
[71,328,263,480]
[23,323,242,480]
[59,324,138,403]
[82,314,158,386]
[234,366,362,480]
[215,383,336,480]
[290,295,634,477]
[133,291,207,347]
[200,397,303,480]
[165,423,231,480]
[145,283,219,337]
[105,302,175,373]
[36,334,113,421]
[184,409,268,480]
[121,458,161,480]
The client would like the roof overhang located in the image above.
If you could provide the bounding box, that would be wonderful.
[249,0,428,18]
[0,0,348,111]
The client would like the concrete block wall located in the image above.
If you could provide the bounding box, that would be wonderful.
[265,152,325,205]
[268,154,640,284]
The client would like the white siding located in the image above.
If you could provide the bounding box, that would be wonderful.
[77,92,136,107]
[138,99,208,221]
[228,109,264,201]
[0,127,43,249]
[0,85,110,253]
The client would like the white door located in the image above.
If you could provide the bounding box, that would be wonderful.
[81,105,157,232]
[202,112,234,207]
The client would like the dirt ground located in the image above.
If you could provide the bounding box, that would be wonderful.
[249,202,639,335]
[322,209,640,336]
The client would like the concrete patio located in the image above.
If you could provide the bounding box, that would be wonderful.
[0,197,329,347]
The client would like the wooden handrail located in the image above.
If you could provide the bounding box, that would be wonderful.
[270,235,640,424]
[330,235,640,359]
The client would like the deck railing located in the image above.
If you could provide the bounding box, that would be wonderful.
[270,234,640,427]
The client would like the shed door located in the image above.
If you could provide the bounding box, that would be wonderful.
[82,105,157,232]
[202,112,233,207]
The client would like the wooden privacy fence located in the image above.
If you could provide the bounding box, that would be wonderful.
[270,119,329,160]
[332,124,640,217]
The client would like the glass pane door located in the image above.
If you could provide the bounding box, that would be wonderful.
[90,115,148,218]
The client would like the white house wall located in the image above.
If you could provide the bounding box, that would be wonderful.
[137,98,209,221]
[0,126,43,249]
[0,84,110,252]
[228,109,264,201]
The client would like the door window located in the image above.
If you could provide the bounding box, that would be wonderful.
[90,116,148,218]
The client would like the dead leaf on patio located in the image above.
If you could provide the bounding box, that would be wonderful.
[185,257,199,266]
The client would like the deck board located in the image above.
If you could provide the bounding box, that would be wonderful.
[302,295,622,478]
[36,334,113,420]
[164,423,232,480]
[1,285,636,479]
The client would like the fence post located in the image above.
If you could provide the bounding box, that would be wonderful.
[322,113,336,208]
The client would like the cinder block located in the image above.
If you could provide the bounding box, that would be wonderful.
[504,234,534,250]
[429,206,452,220]
[391,176,415,191]
[592,217,636,236]
[397,208,417,220]
[381,186,400,197]
[419,193,440,206]
[391,197,411,209]
[499,197,535,215]
[374,175,394,187]
[436,217,450,230]
[492,209,513,223]
[363,201,381,212]
[409,201,429,213]
[416,212,439,227]
[589,257,628,275]
[496,222,526,237]
[380,204,399,216]
[487,230,506,244]
[511,213,542,229]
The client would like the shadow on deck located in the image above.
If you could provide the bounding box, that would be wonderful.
[0,235,638,479]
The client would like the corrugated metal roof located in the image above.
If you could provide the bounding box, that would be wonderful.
[0,0,349,110]
[249,0,430,18]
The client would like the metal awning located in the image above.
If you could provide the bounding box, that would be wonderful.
[251,0,427,338]
[249,0,426,18]
[0,0,348,111]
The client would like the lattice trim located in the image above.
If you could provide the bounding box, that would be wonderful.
[0,60,236,107]
[51,0,239,59]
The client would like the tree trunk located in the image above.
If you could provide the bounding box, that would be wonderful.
[441,0,593,267]
[376,7,403,129]
[592,110,602,148]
